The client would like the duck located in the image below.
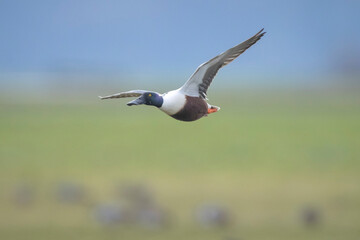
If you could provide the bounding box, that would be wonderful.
[100,29,265,122]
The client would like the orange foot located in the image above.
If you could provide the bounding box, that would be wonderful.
[207,107,219,114]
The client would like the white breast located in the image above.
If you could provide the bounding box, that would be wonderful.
[160,89,186,115]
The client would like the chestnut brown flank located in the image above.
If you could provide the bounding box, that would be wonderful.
[170,96,208,122]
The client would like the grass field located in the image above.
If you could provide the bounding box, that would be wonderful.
[1,89,360,240]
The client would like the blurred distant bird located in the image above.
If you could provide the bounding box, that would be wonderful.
[55,182,86,204]
[195,204,231,227]
[300,206,321,227]
[94,203,129,226]
[100,29,265,121]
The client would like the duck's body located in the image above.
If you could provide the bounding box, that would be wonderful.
[100,29,265,122]
[169,95,208,122]
[159,89,217,121]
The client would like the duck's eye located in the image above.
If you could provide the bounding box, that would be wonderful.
[148,93,152,97]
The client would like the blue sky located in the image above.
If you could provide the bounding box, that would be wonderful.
[0,0,359,80]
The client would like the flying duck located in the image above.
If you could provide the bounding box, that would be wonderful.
[100,29,265,122]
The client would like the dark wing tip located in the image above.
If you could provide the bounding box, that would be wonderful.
[248,28,266,46]
[257,28,265,34]
[256,28,266,38]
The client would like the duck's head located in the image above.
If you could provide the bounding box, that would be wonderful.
[127,92,163,108]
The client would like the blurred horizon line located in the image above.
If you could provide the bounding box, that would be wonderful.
[1,71,359,105]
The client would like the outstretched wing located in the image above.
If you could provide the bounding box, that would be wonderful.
[99,90,148,100]
[180,29,266,98]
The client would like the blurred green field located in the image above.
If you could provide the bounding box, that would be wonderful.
[1,89,360,240]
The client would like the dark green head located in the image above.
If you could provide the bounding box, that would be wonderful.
[127,92,163,108]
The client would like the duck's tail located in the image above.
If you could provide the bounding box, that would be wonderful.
[207,105,220,114]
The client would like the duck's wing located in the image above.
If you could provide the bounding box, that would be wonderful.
[99,90,149,100]
[180,29,266,98]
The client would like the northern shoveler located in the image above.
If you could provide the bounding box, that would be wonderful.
[100,29,266,122]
